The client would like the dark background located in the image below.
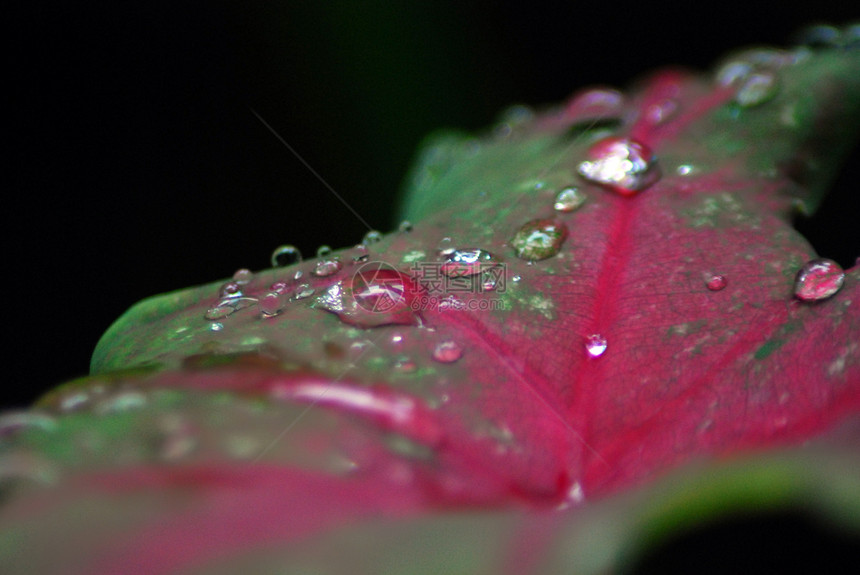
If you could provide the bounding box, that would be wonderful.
[6,2,859,409]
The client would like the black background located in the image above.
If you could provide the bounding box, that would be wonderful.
[6,2,859,409]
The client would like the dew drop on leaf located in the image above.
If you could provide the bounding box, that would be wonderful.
[553,186,586,212]
[705,274,728,291]
[578,137,660,194]
[362,230,383,245]
[205,302,236,320]
[564,88,625,119]
[734,72,778,107]
[585,334,608,357]
[441,249,498,277]
[270,281,289,294]
[313,258,343,277]
[316,245,333,258]
[432,340,463,363]
[219,281,242,299]
[259,292,285,318]
[271,245,302,267]
[293,284,315,300]
[232,268,253,285]
[398,221,413,233]
[793,258,845,301]
[511,219,569,261]
[209,322,223,332]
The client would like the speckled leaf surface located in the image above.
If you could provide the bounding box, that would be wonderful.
[1,40,859,574]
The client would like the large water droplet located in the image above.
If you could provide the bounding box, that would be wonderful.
[793,258,845,301]
[315,263,422,327]
[578,137,660,194]
[271,245,302,267]
[432,340,463,363]
[553,186,586,212]
[585,334,608,357]
[510,219,568,261]
[440,249,498,277]
[705,274,728,291]
[313,258,343,277]
[734,72,778,107]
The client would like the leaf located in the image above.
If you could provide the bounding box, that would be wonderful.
[2,39,860,574]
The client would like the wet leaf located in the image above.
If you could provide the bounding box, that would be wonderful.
[2,38,860,574]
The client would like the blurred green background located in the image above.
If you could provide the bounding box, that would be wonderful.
[6,1,859,406]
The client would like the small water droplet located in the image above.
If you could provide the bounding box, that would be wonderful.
[391,332,404,345]
[351,244,370,263]
[0,411,57,437]
[260,292,285,317]
[94,390,148,415]
[585,334,607,357]
[734,72,778,107]
[393,356,418,373]
[210,322,224,331]
[481,273,498,291]
[316,245,333,258]
[271,245,302,267]
[270,281,289,294]
[705,274,728,291]
[512,275,522,283]
[205,302,236,320]
[313,258,343,277]
[362,230,383,245]
[294,284,315,300]
[676,164,694,176]
[564,88,625,119]
[510,219,568,261]
[644,99,678,125]
[793,258,845,301]
[441,249,498,277]
[436,237,456,257]
[432,340,463,363]
[578,137,660,194]
[398,220,413,233]
[553,186,587,212]
[232,269,253,285]
[219,281,242,299]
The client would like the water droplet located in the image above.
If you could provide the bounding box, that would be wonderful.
[232,269,253,285]
[792,23,841,48]
[313,258,343,277]
[578,137,660,195]
[436,237,456,257]
[734,72,778,107]
[315,263,422,327]
[553,186,587,212]
[512,275,522,282]
[219,281,242,299]
[676,164,694,176]
[510,219,568,261]
[564,88,625,119]
[644,99,678,125]
[362,230,383,245]
[440,249,498,277]
[210,322,224,331]
[0,411,57,437]
[293,284,315,300]
[705,274,728,291]
[351,244,370,263]
[271,245,302,267]
[585,334,607,357]
[94,390,148,415]
[398,220,413,233]
[432,340,463,363]
[793,258,845,301]
[270,281,290,294]
[316,245,333,258]
[390,332,404,345]
[205,302,236,320]
[393,356,417,373]
[260,292,285,317]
